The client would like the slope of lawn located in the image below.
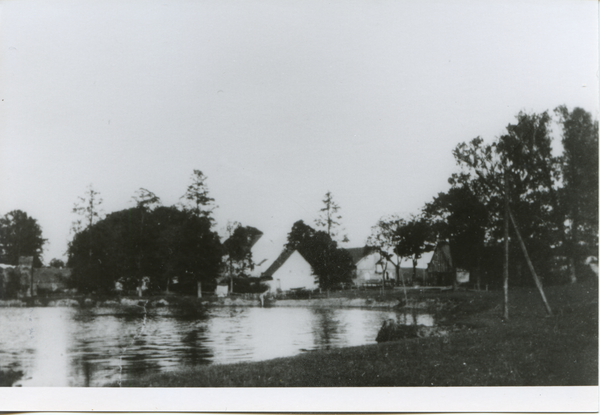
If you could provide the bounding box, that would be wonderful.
[113,280,598,387]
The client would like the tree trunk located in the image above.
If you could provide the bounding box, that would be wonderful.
[568,256,577,284]
[503,170,510,320]
[568,217,579,284]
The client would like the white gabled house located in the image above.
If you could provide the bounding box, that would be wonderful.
[261,249,316,293]
[346,246,435,287]
[346,246,396,286]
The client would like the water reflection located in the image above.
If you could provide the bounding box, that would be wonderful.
[0,306,434,387]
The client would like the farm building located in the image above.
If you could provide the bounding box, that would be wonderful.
[33,267,71,294]
[346,246,396,287]
[426,241,469,286]
[346,247,435,287]
[261,249,316,293]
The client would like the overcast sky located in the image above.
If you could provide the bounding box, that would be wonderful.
[0,0,598,263]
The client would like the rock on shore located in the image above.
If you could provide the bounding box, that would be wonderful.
[376,319,450,343]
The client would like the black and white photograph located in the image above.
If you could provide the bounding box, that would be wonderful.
[0,0,598,411]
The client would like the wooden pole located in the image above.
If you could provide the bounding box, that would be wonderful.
[507,207,553,316]
[503,170,510,320]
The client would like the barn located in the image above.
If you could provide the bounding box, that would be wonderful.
[426,241,469,287]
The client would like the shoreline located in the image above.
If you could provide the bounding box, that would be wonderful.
[0,289,454,310]
[111,281,598,387]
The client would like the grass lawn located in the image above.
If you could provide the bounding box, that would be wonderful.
[114,280,598,387]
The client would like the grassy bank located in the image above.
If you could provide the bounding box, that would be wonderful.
[115,281,598,387]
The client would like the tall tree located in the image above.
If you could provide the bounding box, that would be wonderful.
[315,191,348,243]
[0,210,46,267]
[223,222,263,278]
[452,111,558,315]
[423,183,489,289]
[286,220,354,289]
[132,188,161,211]
[180,170,216,222]
[452,111,561,283]
[68,206,222,294]
[555,106,599,282]
[131,188,162,276]
[72,185,103,233]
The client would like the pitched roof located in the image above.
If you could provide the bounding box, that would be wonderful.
[222,226,264,250]
[262,249,303,277]
[345,246,375,264]
[245,226,264,249]
[427,241,453,273]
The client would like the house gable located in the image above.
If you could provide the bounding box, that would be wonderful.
[262,249,316,292]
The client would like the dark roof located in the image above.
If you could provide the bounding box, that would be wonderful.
[345,246,375,265]
[262,249,299,277]
[222,226,263,252]
[245,226,264,249]
[427,241,453,273]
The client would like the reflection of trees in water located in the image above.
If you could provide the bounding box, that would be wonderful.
[392,308,435,327]
[177,323,214,366]
[66,311,216,385]
[310,308,342,350]
[69,354,97,387]
[0,362,24,386]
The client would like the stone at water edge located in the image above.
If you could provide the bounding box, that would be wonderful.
[376,319,418,343]
[376,319,449,343]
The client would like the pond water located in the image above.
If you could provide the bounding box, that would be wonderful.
[0,306,434,387]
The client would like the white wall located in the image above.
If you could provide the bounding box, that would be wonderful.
[267,251,317,293]
[354,252,395,283]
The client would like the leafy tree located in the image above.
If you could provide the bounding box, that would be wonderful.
[223,222,263,278]
[68,206,222,294]
[315,191,348,243]
[180,170,216,221]
[0,267,22,299]
[452,111,562,285]
[423,183,488,288]
[393,216,435,283]
[555,106,599,282]
[286,220,354,289]
[49,258,65,268]
[367,215,408,287]
[0,210,46,267]
[152,207,223,292]
[131,188,162,273]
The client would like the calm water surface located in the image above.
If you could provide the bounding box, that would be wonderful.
[0,306,434,386]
